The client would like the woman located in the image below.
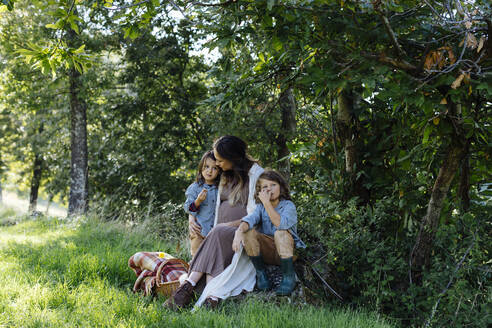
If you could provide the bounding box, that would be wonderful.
[164,135,264,310]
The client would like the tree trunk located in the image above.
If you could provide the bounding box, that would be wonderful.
[336,89,371,204]
[45,193,53,215]
[411,102,467,279]
[67,21,89,216]
[28,154,43,214]
[458,141,471,211]
[276,86,296,181]
[0,153,3,204]
[336,90,357,174]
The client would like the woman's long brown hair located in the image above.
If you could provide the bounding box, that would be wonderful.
[213,136,256,205]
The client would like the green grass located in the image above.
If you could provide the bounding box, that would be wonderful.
[0,206,395,328]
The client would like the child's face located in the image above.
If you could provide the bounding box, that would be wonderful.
[259,179,281,202]
[202,158,220,184]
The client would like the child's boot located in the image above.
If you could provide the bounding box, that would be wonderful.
[249,255,271,291]
[276,257,296,296]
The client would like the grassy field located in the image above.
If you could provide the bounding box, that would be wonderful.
[0,205,396,328]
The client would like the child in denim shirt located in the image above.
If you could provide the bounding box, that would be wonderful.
[184,150,221,256]
[233,170,305,296]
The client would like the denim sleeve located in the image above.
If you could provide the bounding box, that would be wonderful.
[277,201,298,230]
[241,204,262,230]
[184,183,200,215]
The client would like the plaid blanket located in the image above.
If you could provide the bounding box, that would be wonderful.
[128,252,188,296]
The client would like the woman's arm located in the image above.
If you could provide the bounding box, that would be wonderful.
[188,214,202,235]
[217,219,243,227]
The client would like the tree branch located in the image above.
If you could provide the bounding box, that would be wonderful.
[104,0,151,11]
[379,13,406,57]
[191,0,236,7]
[361,51,417,74]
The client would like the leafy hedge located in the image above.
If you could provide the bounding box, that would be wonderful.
[295,193,491,327]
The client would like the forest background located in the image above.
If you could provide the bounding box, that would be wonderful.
[0,0,490,327]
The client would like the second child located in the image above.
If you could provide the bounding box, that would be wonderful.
[232,170,305,296]
[184,150,221,256]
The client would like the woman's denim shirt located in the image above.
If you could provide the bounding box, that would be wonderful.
[184,182,218,236]
[241,199,306,248]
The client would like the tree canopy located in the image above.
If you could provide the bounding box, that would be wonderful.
[0,1,490,326]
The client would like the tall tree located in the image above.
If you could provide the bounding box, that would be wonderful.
[277,85,296,180]
[67,16,89,216]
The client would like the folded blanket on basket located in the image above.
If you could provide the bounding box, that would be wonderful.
[128,251,188,296]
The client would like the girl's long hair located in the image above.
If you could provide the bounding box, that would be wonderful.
[196,150,221,186]
[254,170,291,203]
[213,136,256,205]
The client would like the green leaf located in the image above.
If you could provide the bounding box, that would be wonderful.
[422,125,431,144]
[70,20,79,34]
[262,15,272,27]
[272,36,283,52]
[253,62,264,72]
[41,59,51,74]
[129,28,139,40]
[73,44,85,54]
[51,8,68,18]
[123,27,131,39]
[267,0,274,11]
[54,18,65,29]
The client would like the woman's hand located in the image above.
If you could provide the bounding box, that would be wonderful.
[188,215,202,235]
[232,229,244,253]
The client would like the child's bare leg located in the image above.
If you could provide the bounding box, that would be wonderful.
[243,229,260,256]
[190,232,204,257]
[273,230,294,258]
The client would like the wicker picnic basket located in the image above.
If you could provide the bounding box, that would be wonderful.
[154,258,190,297]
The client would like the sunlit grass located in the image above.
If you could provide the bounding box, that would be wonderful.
[0,207,396,328]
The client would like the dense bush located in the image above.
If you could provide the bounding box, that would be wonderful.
[295,191,491,327]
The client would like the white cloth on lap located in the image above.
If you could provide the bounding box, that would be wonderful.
[194,245,255,308]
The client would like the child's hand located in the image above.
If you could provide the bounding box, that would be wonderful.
[258,189,271,205]
[195,189,208,206]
